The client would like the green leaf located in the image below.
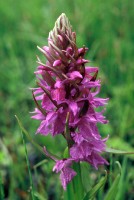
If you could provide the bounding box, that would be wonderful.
[63,147,69,158]
[83,171,107,200]
[105,175,120,200]
[33,159,48,169]
[106,137,134,162]
[115,157,127,200]
[0,173,4,200]
[104,161,121,200]
[106,147,134,155]
[34,191,47,200]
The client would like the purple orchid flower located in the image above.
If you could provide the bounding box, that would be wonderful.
[31,13,109,189]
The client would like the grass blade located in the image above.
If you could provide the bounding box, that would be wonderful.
[15,115,44,154]
[20,130,35,200]
[115,157,127,200]
[83,171,107,200]
[34,191,47,200]
[0,172,4,200]
[15,115,60,160]
[104,162,121,200]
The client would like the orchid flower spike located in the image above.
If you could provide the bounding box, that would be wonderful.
[31,13,109,190]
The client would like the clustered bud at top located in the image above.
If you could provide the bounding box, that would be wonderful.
[31,13,109,190]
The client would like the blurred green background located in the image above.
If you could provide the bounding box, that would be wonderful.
[0,0,134,199]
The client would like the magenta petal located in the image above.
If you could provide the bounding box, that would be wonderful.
[51,88,66,101]
[78,47,88,55]
[93,97,109,107]
[43,46,49,52]
[55,80,64,88]
[66,47,73,55]
[85,66,98,73]
[76,58,89,65]
[67,71,83,80]
[53,60,62,67]
[53,159,77,190]
[36,120,49,135]
[36,111,65,136]
[42,94,55,111]
[60,167,76,190]
[69,101,78,116]
[86,152,109,169]
[31,108,45,120]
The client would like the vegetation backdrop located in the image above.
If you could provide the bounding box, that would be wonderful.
[0,0,134,199]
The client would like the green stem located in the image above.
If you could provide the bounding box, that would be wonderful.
[63,147,75,200]
[64,181,75,200]
[63,152,84,200]
[72,162,84,200]
[63,113,84,200]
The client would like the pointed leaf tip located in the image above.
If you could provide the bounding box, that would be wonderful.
[83,171,107,200]
[104,162,121,200]
[106,147,134,155]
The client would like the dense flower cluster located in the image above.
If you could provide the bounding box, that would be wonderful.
[32,13,109,190]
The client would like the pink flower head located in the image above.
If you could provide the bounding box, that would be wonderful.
[31,13,109,189]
